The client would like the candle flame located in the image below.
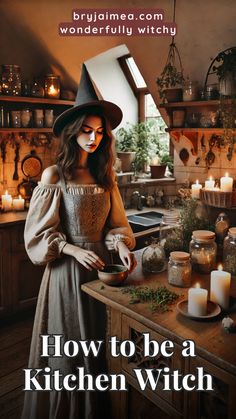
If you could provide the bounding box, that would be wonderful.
[196,180,199,185]
[49,85,56,94]
[5,190,8,195]
[19,195,21,199]
[209,176,212,181]
[195,282,201,288]
[225,172,228,177]
[218,264,223,271]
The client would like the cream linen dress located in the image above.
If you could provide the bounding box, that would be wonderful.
[21,165,135,419]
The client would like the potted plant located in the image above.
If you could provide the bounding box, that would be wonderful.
[212,47,236,97]
[156,42,185,102]
[115,125,137,172]
[149,153,174,179]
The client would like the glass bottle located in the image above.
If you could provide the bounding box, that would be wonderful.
[223,227,236,276]
[189,230,217,274]
[159,211,183,257]
[1,64,21,96]
[142,239,167,274]
[168,251,192,287]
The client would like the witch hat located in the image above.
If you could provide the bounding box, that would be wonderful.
[53,64,123,136]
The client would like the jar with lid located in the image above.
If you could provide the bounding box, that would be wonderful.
[159,211,183,257]
[189,230,217,274]
[45,74,60,99]
[1,64,21,96]
[183,79,198,101]
[223,227,236,275]
[142,239,167,274]
[168,251,192,287]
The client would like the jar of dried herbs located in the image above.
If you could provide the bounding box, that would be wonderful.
[168,251,192,287]
[223,227,236,276]
[142,240,167,274]
[189,230,217,274]
[159,212,183,257]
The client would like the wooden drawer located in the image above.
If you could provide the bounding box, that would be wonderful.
[121,314,185,412]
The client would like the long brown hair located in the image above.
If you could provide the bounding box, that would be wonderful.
[56,110,115,190]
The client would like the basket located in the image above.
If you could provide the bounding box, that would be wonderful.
[200,189,233,208]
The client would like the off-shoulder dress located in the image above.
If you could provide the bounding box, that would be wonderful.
[21,165,135,419]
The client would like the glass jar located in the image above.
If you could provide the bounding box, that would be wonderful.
[189,230,217,274]
[223,227,236,276]
[168,251,192,287]
[159,212,183,257]
[142,240,167,274]
[183,80,198,101]
[1,64,21,96]
[45,74,60,99]
[31,79,45,98]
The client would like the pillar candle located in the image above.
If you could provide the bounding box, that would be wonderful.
[13,195,25,211]
[205,176,215,190]
[1,191,13,211]
[210,267,231,309]
[220,173,233,192]
[191,180,202,199]
[188,284,208,316]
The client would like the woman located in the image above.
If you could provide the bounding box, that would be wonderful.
[21,65,136,419]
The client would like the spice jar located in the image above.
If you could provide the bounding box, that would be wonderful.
[159,212,183,257]
[189,230,217,274]
[183,79,198,101]
[168,251,192,287]
[1,64,21,96]
[223,227,236,276]
[142,239,167,274]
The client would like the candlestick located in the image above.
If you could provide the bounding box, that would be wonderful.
[210,266,231,309]
[188,283,208,316]
[220,173,233,192]
[1,190,13,211]
[205,176,215,190]
[191,180,202,199]
[13,195,25,211]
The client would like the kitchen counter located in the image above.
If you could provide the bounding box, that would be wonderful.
[82,250,236,419]
[0,210,28,227]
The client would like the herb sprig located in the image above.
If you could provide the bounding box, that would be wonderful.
[121,286,180,313]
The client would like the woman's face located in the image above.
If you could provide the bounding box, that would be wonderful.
[76,115,104,153]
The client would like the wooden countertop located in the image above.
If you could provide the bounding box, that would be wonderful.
[82,250,236,376]
[0,211,28,227]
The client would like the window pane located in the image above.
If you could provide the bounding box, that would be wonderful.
[126,57,147,88]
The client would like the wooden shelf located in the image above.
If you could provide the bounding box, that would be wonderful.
[160,100,220,108]
[0,95,74,106]
[0,128,53,133]
[166,127,225,133]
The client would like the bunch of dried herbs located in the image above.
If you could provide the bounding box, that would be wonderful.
[121,285,180,313]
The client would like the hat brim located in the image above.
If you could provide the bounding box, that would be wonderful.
[53,100,123,136]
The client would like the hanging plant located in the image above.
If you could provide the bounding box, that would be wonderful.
[156,41,185,101]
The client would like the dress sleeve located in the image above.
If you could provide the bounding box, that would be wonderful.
[105,179,135,251]
[24,183,67,265]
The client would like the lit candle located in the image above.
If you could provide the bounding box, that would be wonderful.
[220,173,233,192]
[205,176,215,190]
[1,190,13,211]
[188,283,208,316]
[12,195,25,211]
[210,264,231,309]
[191,180,202,199]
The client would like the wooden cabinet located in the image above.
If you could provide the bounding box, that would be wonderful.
[0,221,44,318]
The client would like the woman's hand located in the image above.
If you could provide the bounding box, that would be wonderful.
[63,244,105,271]
[117,241,137,273]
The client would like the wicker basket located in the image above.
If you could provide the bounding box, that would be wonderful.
[200,189,233,208]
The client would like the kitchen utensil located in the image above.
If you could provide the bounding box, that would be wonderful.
[97,264,128,286]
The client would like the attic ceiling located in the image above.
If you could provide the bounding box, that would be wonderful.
[0,0,235,108]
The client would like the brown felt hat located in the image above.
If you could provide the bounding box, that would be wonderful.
[53,64,123,136]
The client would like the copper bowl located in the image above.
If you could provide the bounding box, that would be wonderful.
[98,264,128,286]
